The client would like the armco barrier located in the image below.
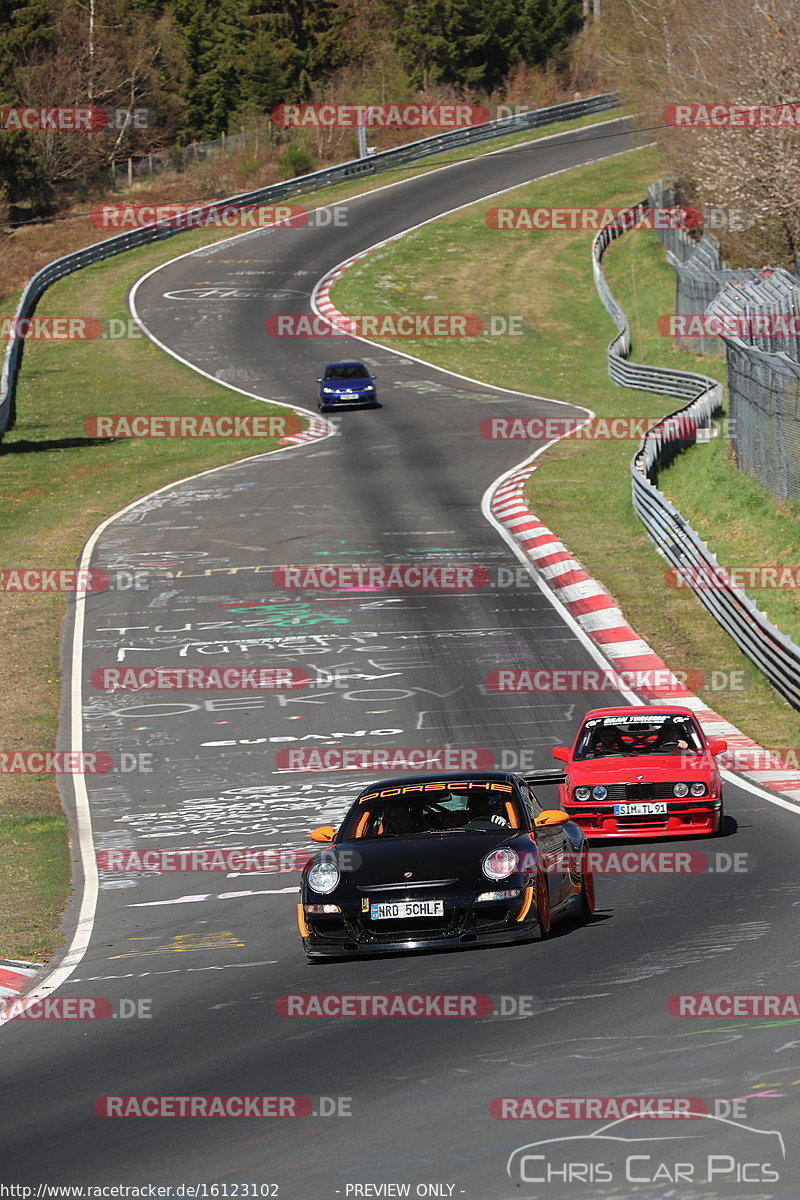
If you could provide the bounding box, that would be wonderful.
[0,92,619,442]
[592,195,800,711]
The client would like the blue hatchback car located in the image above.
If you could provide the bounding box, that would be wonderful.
[316,361,378,411]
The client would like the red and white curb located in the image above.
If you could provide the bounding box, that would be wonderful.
[0,959,41,999]
[315,240,399,331]
[490,458,800,803]
[279,413,334,447]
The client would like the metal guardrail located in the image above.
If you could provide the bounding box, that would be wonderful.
[592,195,800,712]
[0,92,619,442]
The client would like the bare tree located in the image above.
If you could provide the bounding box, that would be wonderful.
[13,0,186,186]
[603,0,800,261]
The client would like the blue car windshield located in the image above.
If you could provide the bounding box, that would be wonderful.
[324,364,368,381]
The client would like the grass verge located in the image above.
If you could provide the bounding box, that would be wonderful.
[0,248,301,962]
[329,143,800,751]
[659,422,800,646]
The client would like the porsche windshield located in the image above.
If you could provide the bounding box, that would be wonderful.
[574,714,704,759]
[339,783,521,838]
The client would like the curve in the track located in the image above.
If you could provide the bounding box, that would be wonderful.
[4,118,800,1200]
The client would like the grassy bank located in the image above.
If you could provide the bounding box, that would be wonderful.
[0,249,299,961]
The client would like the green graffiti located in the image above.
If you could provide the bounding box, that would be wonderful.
[221,601,350,626]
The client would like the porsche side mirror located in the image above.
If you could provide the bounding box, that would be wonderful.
[310,825,335,843]
[551,746,569,762]
[535,810,570,828]
[708,738,727,755]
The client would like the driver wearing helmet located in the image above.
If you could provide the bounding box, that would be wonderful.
[381,800,417,836]
[465,791,509,828]
[593,725,621,755]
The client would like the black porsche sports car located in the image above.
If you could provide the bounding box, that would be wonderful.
[297,770,595,958]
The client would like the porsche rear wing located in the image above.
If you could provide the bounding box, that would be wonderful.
[522,770,566,788]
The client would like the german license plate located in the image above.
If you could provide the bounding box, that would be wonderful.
[370,900,443,920]
[341,392,357,399]
[614,802,668,816]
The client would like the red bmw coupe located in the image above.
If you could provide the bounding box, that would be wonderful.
[552,706,727,839]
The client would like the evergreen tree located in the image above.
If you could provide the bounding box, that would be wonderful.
[0,0,58,202]
[384,0,582,92]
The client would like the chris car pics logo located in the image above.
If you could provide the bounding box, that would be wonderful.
[506,1112,785,1187]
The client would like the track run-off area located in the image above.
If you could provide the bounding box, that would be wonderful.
[4,118,800,1200]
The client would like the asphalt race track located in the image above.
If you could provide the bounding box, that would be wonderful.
[4,118,800,1199]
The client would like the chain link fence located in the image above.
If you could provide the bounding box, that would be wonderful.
[708,271,800,499]
[650,180,800,500]
[648,181,763,355]
[110,126,272,185]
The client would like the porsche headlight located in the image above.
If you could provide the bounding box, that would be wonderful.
[482,848,519,881]
[574,786,591,801]
[307,861,340,894]
[592,785,608,800]
[689,782,707,797]
[673,782,690,797]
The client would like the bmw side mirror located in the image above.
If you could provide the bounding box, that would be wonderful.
[551,746,569,762]
[708,738,727,755]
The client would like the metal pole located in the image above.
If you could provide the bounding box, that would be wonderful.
[631,261,643,358]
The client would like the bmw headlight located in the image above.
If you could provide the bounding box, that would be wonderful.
[673,782,690,797]
[307,860,340,894]
[592,785,608,800]
[689,782,707,797]
[482,848,519,881]
[574,786,591,801]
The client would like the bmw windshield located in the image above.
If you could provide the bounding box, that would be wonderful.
[574,713,704,760]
